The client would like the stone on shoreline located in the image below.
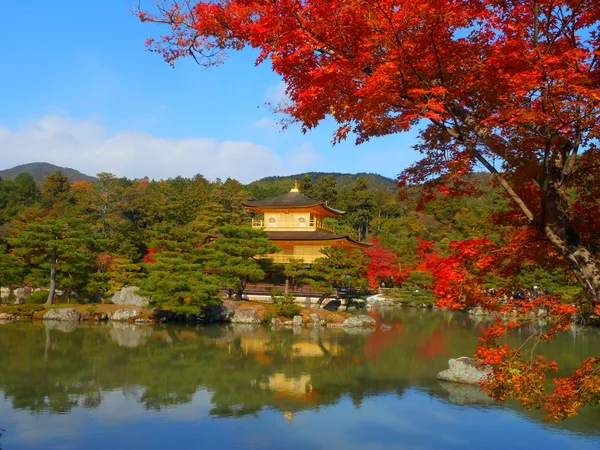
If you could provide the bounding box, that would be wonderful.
[437,357,491,385]
[0,313,15,321]
[111,286,150,307]
[43,308,81,322]
[231,308,261,324]
[342,315,376,328]
[111,308,143,322]
[14,287,32,301]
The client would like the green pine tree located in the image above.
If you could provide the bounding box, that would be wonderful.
[137,224,221,313]
[204,225,280,300]
[11,211,97,303]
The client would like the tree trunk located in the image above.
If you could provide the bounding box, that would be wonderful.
[541,181,600,302]
[541,223,600,302]
[284,277,289,295]
[464,141,600,303]
[46,249,57,305]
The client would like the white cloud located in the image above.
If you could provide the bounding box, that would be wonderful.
[250,116,278,129]
[0,116,284,183]
[288,142,319,168]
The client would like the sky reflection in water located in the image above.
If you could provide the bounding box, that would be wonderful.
[0,308,598,450]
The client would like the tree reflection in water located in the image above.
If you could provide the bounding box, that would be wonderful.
[0,310,598,435]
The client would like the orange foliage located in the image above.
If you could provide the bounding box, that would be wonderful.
[139,0,600,419]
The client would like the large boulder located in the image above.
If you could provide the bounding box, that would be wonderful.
[292,315,303,326]
[111,286,150,307]
[437,357,492,385]
[43,308,81,322]
[111,308,143,322]
[231,308,261,324]
[342,315,377,328]
[14,287,32,301]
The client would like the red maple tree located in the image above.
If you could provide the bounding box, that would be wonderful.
[139,0,600,419]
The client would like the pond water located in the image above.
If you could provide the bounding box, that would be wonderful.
[0,309,598,450]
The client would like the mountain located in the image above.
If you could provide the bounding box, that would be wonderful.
[248,172,397,195]
[0,163,95,183]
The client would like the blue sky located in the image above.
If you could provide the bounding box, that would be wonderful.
[0,1,421,183]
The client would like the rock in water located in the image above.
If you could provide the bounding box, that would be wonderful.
[437,357,491,385]
[0,313,15,321]
[43,308,81,322]
[342,315,377,327]
[231,308,261,324]
[111,308,143,322]
[111,286,150,307]
[292,315,303,326]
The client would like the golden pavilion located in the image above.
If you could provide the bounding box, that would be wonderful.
[241,184,369,263]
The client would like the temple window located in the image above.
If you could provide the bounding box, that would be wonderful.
[268,217,276,226]
[298,217,307,227]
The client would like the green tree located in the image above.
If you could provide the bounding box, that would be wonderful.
[0,243,24,291]
[205,225,280,300]
[11,210,97,303]
[283,258,313,295]
[311,175,338,205]
[87,253,142,299]
[137,224,220,313]
[42,171,70,205]
[189,201,230,233]
[345,176,374,241]
[298,174,314,197]
[210,178,252,225]
[309,246,368,307]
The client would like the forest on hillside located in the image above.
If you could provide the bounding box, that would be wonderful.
[0,169,583,310]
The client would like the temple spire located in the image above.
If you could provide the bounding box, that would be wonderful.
[290,181,299,193]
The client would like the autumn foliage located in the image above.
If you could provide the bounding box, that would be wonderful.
[139,0,600,420]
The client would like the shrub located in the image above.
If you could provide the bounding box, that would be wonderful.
[274,293,302,318]
[28,291,48,304]
[4,304,45,317]
[263,312,274,324]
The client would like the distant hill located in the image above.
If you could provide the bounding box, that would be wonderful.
[248,172,397,197]
[0,162,95,183]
